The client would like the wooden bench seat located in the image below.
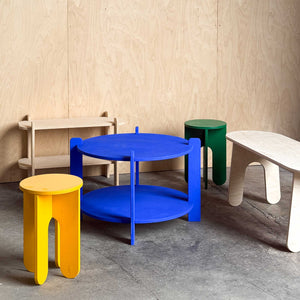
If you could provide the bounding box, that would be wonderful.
[227,130,300,252]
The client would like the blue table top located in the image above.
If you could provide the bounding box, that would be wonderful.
[77,133,193,161]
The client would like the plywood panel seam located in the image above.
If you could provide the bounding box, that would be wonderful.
[217,0,219,110]
[67,0,70,149]
[67,0,70,121]
[66,0,70,148]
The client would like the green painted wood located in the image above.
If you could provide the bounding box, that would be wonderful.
[185,119,227,189]
[185,119,226,130]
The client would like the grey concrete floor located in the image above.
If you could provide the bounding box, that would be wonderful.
[0,166,300,299]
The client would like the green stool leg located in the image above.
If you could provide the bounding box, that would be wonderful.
[207,126,227,185]
[184,119,226,188]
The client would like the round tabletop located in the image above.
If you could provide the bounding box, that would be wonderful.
[185,119,226,130]
[20,174,83,195]
[77,133,193,161]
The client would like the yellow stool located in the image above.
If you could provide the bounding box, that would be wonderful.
[20,174,83,285]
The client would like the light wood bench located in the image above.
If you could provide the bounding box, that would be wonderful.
[227,130,300,252]
[18,114,121,185]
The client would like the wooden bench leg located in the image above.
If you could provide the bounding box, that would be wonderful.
[105,163,111,178]
[260,159,281,204]
[114,161,119,186]
[287,172,300,252]
[228,144,253,206]
[229,144,281,206]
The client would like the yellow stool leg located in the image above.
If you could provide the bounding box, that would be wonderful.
[34,195,52,285]
[53,190,80,279]
[55,220,60,267]
[23,192,35,273]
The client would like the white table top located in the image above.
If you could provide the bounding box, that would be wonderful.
[227,131,300,172]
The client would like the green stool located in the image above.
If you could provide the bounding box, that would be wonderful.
[185,119,226,189]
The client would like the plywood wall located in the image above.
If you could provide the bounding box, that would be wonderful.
[219,0,300,139]
[0,0,300,182]
[68,0,217,173]
[218,0,300,164]
[0,0,68,182]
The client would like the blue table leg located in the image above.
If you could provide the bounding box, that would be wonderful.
[130,151,136,245]
[188,138,201,222]
[70,138,83,178]
[70,138,83,219]
[135,126,140,185]
[136,162,139,185]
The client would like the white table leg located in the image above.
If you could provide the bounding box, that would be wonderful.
[229,143,281,206]
[260,159,281,204]
[287,172,300,252]
[228,144,253,206]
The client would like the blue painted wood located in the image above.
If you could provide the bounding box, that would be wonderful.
[135,127,140,185]
[70,138,83,178]
[136,162,140,185]
[70,130,200,245]
[70,137,84,220]
[81,185,191,223]
[76,133,193,162]
[188,138,201,221]
[130,151,135,245]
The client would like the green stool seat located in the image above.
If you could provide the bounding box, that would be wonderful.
[185,119,227,189]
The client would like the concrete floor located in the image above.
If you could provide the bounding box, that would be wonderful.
[0,166,300,299]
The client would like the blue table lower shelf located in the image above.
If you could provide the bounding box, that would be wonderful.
[82,185,192,224]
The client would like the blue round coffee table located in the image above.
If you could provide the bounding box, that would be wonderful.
[70,127,201,245]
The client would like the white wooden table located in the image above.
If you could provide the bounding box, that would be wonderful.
[227,131,300,252]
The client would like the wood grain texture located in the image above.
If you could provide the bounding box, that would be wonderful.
[227,131,300,252]
[0,0,68,182]
[17,116,118,179]
[218,0,300,138]
[1,0,300,182]
[287,172,300,252]
[227,131,300,172]
[68,0,217,174]
[227,133,284,206]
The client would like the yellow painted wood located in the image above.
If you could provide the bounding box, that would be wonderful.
[20,174,82,284]
[23,192,35,273]
[20,173,83,195]
[34,195,52,285]
[53,190,80,278]
[55,220,60,268]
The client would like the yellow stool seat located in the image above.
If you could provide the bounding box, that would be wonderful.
[20,174,83,285]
